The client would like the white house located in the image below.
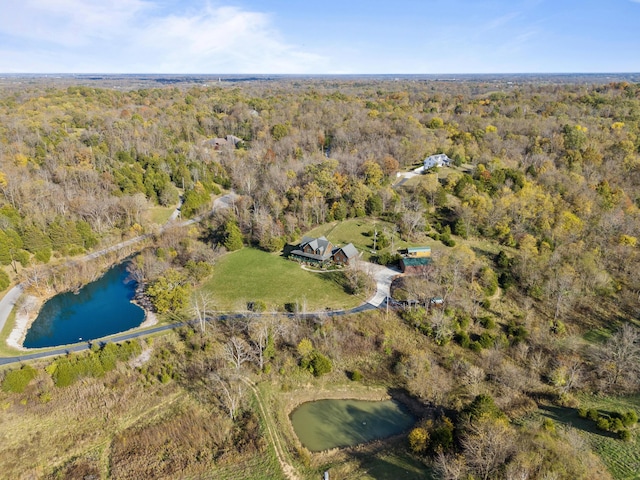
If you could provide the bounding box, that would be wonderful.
[423,153,451,169]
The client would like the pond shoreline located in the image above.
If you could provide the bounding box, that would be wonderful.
[275,383,429,456]
[5,266,157,351]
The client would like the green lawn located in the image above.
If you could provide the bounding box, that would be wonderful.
[0,309,21,358]
[201,248,362,311]
[147,206,176,225]
[538,394,640,480]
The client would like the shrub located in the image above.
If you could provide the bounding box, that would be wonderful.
[596,417,611,431]
[577,407,588,418]
[455,311,471,329]
[506,320,529,344]
[430,417,455,452]
[543,418,556,433]
[350,370,363,382]
[611,417,624,432]
[465,394,504,421]
[479,316,496,329]
[374,252,402,266]
[408,427,429,454]
[248,300,267,312]
[587,408,599,422]
[308,352,332,377]
[49,341,141,387]
[622,410,638,427]
[455,331,470,348]
[478,332,496,349]
[1,365,38,393]
[619,429,631,441]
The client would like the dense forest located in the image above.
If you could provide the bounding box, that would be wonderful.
[0,77,639,479]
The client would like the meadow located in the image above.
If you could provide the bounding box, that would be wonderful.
[201,248,362,311]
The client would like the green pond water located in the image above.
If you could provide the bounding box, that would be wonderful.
[290,399,416,452]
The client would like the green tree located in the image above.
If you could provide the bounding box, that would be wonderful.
[146,269,190,314]
[2,365,38,393]
[303,351,332,377]
[0,269,10,291]
[361,160,384,187]
[271,123,290,141]
[408,427,430,454]
[223,219,244,251]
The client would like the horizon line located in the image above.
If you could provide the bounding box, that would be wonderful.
[1,72,639,76]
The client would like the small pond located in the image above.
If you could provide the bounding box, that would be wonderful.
[23,262,145,348]
[290,399,415,452]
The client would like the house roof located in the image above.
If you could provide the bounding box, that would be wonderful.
[202,135,243,149]
[298,236,333,259]
[226,135,243,145]
[290,249,329,262]
[336,243,358,259]
[401,257,432,267]
[424,153,451,164]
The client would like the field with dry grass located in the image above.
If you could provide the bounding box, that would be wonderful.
[0,334,282,480]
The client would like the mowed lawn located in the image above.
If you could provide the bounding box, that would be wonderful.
[201,248,361,311]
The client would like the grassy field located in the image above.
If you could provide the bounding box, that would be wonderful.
[147,205,176,225]
[0,344,287,480]
[537,394,640,480]
[0,309,21,358]
[201,248,362,311]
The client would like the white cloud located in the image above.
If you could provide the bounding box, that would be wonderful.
[0,0,151,46]
[0,1,327,73]
[485,12,521,31]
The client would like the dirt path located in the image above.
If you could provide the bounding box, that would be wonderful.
[241,378,300,480]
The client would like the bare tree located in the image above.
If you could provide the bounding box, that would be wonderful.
[224,336,254,370]
[433,452,467,480]
[594,323,640,390]
[247,316,284,370]
[208,371,246,420]
[461,419,516,480]
[190,291,216,334]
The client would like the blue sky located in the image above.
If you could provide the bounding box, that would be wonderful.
[0,0,638,73]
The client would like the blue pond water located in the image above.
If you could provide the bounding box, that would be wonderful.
[23,263,145,348]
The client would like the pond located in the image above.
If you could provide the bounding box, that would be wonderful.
[290,399,416,452]
[23,262,145,348]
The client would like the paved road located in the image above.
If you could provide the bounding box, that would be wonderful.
[0,303,382,366]
[0,266,395,366]
[0,323,178,366]
[0,285,23,335]
[0,194,238,362]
